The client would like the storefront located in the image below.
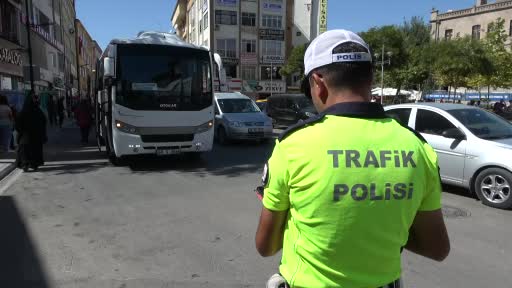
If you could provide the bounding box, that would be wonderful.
[0,38,25,110]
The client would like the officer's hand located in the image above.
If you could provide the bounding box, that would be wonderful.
[405,209,450,261]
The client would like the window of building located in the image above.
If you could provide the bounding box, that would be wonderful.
[509,20,512,37]
[472,25,481,40]
[260,66,282,80]
[444,29,453,40]
[242,12,256,26]
[242,66,257,80]
[199,16,203,32]
[204,12,208,29]
[215,10,237,25]
[415,109,456,136]
[242,39,256,53]
[296,31,302,37]
[0,0,20,43]
[261,40,282,56]
[225,63,237,78]
[261,15,282,29]
[217,39,237,58]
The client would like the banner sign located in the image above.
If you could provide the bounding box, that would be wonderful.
[241,53,258,65]
[319,0,328,34]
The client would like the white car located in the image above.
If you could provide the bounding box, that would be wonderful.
[385,103,512,209]
[214,92,273,144]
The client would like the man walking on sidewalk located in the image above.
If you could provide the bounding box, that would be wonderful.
[74,99,92,144]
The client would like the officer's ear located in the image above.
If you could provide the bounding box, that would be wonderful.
[311,73,328,104]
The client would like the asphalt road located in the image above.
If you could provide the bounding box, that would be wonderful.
[0,125,511,288]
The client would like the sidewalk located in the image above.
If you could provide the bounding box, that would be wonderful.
[0,119,78,181]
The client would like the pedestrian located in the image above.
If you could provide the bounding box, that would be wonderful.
[15,91,47,172]
[57,97,65,128]
[255,30,450,288]
[48,94,57,126]
[493,100,506,115]
[75,99,92,144]
[0,94,14,152]
[477,100,481,107]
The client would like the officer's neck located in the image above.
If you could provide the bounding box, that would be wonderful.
[326,88,371,106]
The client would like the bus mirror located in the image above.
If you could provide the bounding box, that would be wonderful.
[104,77,114,87]
[104,57,115,77]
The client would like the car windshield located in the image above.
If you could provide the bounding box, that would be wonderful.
[218,98,260,113]
[448,108,512,140]
[295,97,313,109]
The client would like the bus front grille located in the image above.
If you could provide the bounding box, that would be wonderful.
[141,134,194,143]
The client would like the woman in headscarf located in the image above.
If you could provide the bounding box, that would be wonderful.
[15,91,47,172]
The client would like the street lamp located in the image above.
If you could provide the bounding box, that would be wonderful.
[266,66,277,97]
[374,46,392,105]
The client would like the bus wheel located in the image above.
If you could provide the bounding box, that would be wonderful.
[217,127,229,145]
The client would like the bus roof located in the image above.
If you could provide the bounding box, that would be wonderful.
[108,31,208,52]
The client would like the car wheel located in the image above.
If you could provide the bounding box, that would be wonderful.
[217,127,229,145]
[474,167,512,209]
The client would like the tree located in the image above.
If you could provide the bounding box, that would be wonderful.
[360,17,432,101]
[280,44,307,79]
[432,37,490,97]
[484,18,512,89]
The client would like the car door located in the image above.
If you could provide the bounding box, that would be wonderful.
[412,108,467,184]
[282,98,299,125]
[385,107,413,126]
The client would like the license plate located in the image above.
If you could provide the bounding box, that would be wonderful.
[249,128,264,133]
[156,148,180,155]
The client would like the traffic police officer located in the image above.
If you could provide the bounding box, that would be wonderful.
[255,30,450,288]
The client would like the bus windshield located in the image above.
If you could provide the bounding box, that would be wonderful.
[116,44,212,111]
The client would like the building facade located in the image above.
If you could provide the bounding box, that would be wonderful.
[173,0,323,96]
[75,19,101,101]
[0,0,25,95]
[431,0,512,45]
[59,0,78,101]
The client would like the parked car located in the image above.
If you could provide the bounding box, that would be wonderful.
[255,99,268,114]
[214,92,273,144]
[385,103,512,209]
[266,94,317,127]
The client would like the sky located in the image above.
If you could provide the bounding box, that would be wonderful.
[76,0,478,50]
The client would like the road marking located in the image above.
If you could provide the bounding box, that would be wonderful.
[0,169,22,196]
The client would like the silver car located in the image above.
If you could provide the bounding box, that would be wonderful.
[214,92,273,144]
[385,103,512,209]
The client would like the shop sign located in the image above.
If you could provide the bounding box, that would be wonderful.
[0,76,12,90]
[0,47,22,66]
[262,2,282,11]
[216,0,236,6]
[259,29,284,40]
[243,80,286,93]
[222,57,239,64]
[261,55,284,64]
[240,53,258,64]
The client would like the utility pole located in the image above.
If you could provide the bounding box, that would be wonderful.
[24,0,35,91]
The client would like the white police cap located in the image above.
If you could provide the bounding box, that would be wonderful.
[304,29,372,76]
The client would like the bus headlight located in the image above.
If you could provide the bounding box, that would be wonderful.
[196,120,214,133]
[115,120,139,134]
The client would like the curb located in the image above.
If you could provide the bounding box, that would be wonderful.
[0,162,16,182]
